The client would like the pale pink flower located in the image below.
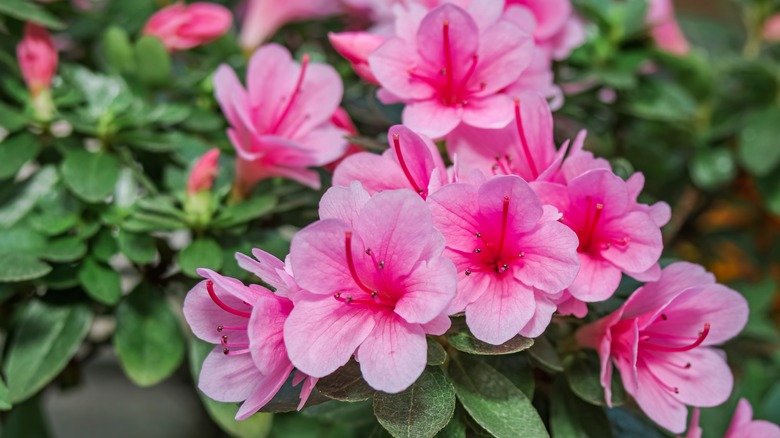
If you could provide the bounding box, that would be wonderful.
[214,44,348,194]
[285,183,456,393]
[16,23,58,97]
[504,0,585,60]
[535,169,666,302]
[187,148,220,195]
[764,14,780,42]
[328,32,386,84]
[646,0,690,56]
[427,175,580,344]
[333,125,447,199]
[183,249,316,419]
[576,262,749,433]
[368,3,534,138]
[143,2,232,52]
[239,0,342,52]
[724,399,780,438]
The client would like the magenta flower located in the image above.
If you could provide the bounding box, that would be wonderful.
[646,0,690,56]
[536,169,665,302]
[183,250,316,419]
[239,0,342,52]
[17,23,58,97]
[333,125,447,199]
[143,2,232,52]
[427,175,580,344]
[214,44,348,195]
[368,3,534,138]
[187,148,220,195]
[284,183,457,393]
[576,262,749,433]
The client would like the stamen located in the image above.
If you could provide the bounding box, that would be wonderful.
[513,99,539,179]
[640,323,711,353]
[217,325,247,332]
[270,54,310,132]
[442,20,454,104]
[223,348,250,356]
[496,196,510,260]
[458,55,479,92]
[206,281,251,318]
[393,134,425,196]
[645,366,679,394]
[221,336,249,349]
[344,232,375,295]
[579,198,604,253]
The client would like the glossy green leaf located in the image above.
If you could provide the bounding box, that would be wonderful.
[0,376,10,411]
[43,235,88,263]
[0,101,28,133]
[1,396,51,438]
[78,257,122,305]
[3,301,91,403]
[212,195,277,229]
[114,283,184,386]
[0,166,58,229]
[448,357,547,438]
[61,150,121,203]
[178,238,223,278]
[0,133,40,180]
[0,254,51,282]
[448,329,533,356]
[528,335,563,373]
[427,338,447,366]
[690,147,736,191]
[550,378,613,438]
[102,26,135,73]
[316,359,375,402]
[117,229,156,264]
[564,353,625,407]
[92,228,119,262]
[135,36,171,86]
[739,107,780,177]
[0,0,64,29]
[373,367,456,438]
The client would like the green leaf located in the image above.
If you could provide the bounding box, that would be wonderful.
[755,171,780,216]
[0,226,46,254]
[626,80,697,122]
[178,238,223,278]
[64,66,132,119]
[0,0,64,29]
[135,36,171,86]
[3,301,91,403]
[61,150,121,203]
[689,147,736,191]
[42,235,88,263]
[316,359,375,402]
[92,228,118,262]
[77,257,122,305]
[447,329,533,356]
[0,376,10,411]
[0,166,58,228]
[373,367,456,438]
[527,335,563,373]
[0,254,51,283]
[1,396,51,438]
[0,134,41,180]
[114,283,184,386]
[188,338,274,438]
[564,352,625,407]
[427,338,447,366]
[102,26,135,73]
[116,131,188,153]
[739,107,780,177]
[448,356,547,438]
[550,377,613,438]
[0,100,28,133]
[212,195,277,229]
[117,229,156,264]
[435,414,466,438]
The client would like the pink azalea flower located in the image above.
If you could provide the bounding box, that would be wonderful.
[535,169,666,302]
[333,124,448,199]
[646,0,691,56]
[187,148,220,195]
[576,262,749,433]
[723,399,780,438]
[183,249,317,419]
[328,31,386,84]
[284,183,457,393]
[368,3,534,138]
[239,0,342,52]
[142,2,232,52]
[765,14,780,42]
[213,44,348,195]
[427,175,580,344]
[504,0,585,59]
[17,23,58,97]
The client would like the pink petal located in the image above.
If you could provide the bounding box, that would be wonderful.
[289,219,357,295]
[567,169,630,219]
[567,254,623,302]
[478,175,543,234]
[395,256,457,324]
[632,362,689,433]
[461,94,515,130]
[183,280,249,344]
[512,220,580,293]
[284,294,376,377]
[318,182,372,226]
[357,312,427,393]
[464,276,536,345]
[421,313,452,336]
[416,4,479,86]
[387,125,445,195]
[448,269,492,314]
[245,44,298,131]
[725,398,780,438]
[369,38,433,100]
[247,293,293,375]
[274,63,344,139]
[235,363,295,420]
[199,348,261,402]
[296,376,319,411]
[333,151,409,195]
[642,347,733,408]
[600,210,663,274]
[236,249,285,291]
[473,19,533,95]
[518,292,556,338]
[623,262,716,320]
[402,100,463,139]
[290,122,349,166]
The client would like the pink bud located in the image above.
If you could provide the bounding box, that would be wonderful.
[239,0,342,53]
[328,32,385,84]
[646,0,690,56]
[187,149,220,195]
[16,23,58,97]
[764,14,780,42]
[143,2,232,52]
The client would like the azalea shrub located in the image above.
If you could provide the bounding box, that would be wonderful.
[1,0,780,437]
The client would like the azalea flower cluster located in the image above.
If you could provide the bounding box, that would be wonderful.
[179,1,774,437]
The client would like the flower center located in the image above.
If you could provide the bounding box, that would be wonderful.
[577,197,604,253]
[466,195,525,276]
[270,53,310,133]
[335,232,394,308]
[393,133,425,197]
[206,280,252,356]
[639,322,710,353]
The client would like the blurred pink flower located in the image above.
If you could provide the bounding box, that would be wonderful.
[213,44,348,194]
[285,184,456,393]
[427,175,580,344]
[577,262,748,433]
[328,32,385,84]
[239,0,342,53]
[368,3,534,138]
[333,125,447,199]
[17,23,58,97]
[187,148,220,195]
[723,399,780,438]
[535,169,665,302]
[324,107,363,172]
[764,14,780,42]
[143,2,232,52]
[646,0,690,56]
[504,0,584,60]
[183,250,317,419]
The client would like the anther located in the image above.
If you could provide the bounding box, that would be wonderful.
[465,269,471,276]
[475,232,481,238]
[474,248,481,254]
[378,261,385,269]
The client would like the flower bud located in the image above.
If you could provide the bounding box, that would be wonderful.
[187,148,220,195]
[328,32,384,84]
[143,2,232,52]
[17,23,58,97]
